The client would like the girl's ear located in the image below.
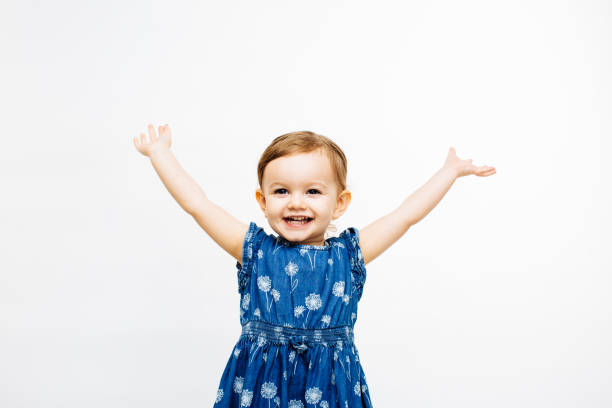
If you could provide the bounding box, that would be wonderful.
[255,188,267,214]
[332,189,351,220]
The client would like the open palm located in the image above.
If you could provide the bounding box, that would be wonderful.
[133,123,172,157]
[444,147,496,178]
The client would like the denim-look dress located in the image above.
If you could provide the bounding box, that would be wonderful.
[212,222,373,408]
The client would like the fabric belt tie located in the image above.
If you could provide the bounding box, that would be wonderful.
[240,320,354,354]
[289,336,309,354]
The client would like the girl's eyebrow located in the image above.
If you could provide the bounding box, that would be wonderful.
[269,181,329,188]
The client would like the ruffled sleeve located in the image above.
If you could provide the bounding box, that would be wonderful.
[339,227,367,302]
[236,222,267,295]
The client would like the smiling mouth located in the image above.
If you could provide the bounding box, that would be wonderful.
[283,216,313,225]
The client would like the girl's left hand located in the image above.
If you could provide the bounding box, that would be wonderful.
[444,147,496,178]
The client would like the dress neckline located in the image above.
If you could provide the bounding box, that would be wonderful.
[274,234,335,250]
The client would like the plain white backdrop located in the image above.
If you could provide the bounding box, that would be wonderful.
[1,0,610,407]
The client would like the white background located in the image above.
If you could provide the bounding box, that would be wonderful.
[1,0,610,407]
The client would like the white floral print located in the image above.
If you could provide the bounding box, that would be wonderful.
[257,276,271,292]
[360,381,372,405]
[257,275,273,310]
[233,376,244,394]
[304,293,322,327]
[215,389,224,403]
[261,381,278,404]
[332,281,345,297]
[294,305,305,318]
[240,389,254,407]
[300,248,317,270]
[305,294,322,310]
[241,293,250,310]
[285,261,299,292]
[333,241,344,258]
[218,224,372,407]
[305,386,322,405]
[248,336,267,365]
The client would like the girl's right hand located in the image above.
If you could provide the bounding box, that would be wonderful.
[133,123,172,157]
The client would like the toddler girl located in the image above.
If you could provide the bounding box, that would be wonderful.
[134,124,496,407]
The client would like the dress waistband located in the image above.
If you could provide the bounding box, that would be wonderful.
[240,320,354,352]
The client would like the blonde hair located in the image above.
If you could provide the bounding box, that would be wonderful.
[257,131,348,194]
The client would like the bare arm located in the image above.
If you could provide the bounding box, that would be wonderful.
[359,147,496,265]
[134,124,248,263]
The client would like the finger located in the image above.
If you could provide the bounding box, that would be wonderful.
[148,124,157,142]
[139,132,147,144]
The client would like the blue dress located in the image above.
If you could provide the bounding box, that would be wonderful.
[212,222,373,408]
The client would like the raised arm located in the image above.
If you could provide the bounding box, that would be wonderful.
[358,147,496,265]
[134,124,248,263]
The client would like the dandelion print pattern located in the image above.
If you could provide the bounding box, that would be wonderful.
[285,261,299,292]
[300,248,317,270]
[241,293,250,310]
[215,389,224,403]
[304,293,322,327]
[288,400,305,408]
[294,305,305,318]
[333,241,344,258]
[240,389,254,407]
[233,376,244,394]
[305,387,322,405]
[217,222,372,407]
[332,281,345,297]
[261,382,277,408]
[257,275,272,311]
[270,288,280,302]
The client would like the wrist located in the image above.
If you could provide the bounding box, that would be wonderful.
[441,164,459,180]
[149,143,170,158]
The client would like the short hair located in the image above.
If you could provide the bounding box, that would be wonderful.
[257,131,347,194]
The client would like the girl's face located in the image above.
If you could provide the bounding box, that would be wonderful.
[255,149,351,246]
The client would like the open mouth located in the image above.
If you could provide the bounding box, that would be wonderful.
[283,216,313,226]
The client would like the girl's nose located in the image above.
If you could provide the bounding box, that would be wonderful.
[288,193,306,209]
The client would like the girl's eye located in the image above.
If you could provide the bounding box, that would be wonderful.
[307,189,321,195]
[274,188,288,194]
